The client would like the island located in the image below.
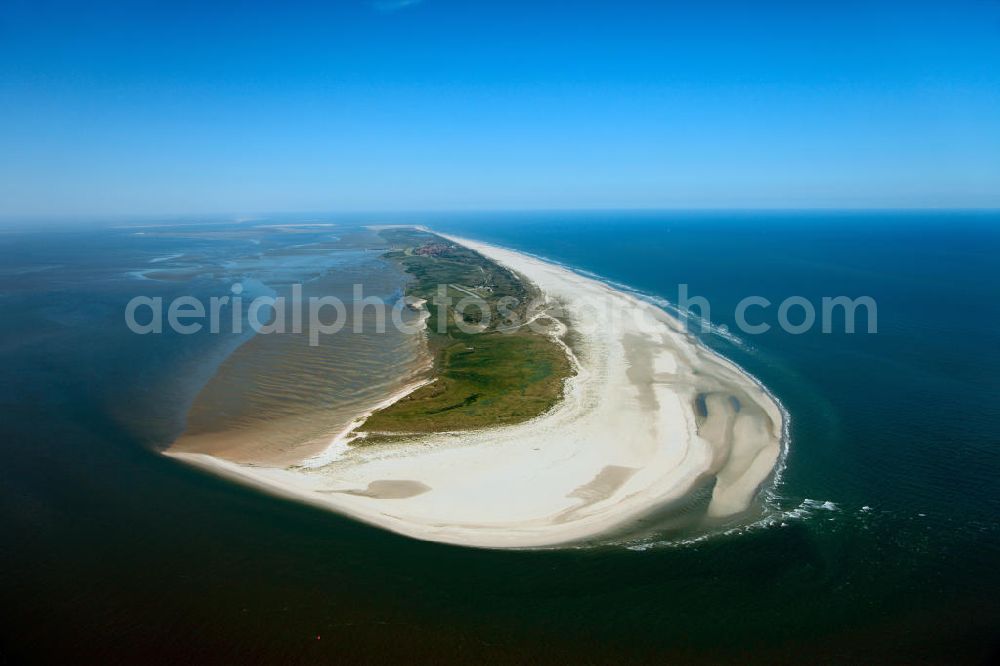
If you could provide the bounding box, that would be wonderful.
[167,228,785,549]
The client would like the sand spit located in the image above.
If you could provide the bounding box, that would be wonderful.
[167,235,784,548]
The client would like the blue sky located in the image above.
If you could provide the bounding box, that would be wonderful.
[1,0,998,215]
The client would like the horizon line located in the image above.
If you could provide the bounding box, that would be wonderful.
[2,205,999,223]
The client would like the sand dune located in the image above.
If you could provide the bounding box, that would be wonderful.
[167,235,784,548]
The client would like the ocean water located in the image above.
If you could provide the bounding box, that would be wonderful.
[0,211,997,663]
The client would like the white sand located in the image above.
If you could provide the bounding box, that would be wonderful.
[167,235,784,549]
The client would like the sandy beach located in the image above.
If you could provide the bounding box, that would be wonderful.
[167,235,785,548]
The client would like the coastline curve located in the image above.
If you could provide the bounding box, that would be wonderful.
[167,233,786,549]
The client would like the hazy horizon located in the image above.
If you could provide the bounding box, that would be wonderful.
[3,206,1000,227]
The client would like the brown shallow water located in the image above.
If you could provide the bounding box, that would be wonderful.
[171,261,430,465]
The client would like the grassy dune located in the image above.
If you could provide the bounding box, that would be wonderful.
[359,229,572,438]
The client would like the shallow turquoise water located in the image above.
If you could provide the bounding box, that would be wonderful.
[1,211,997,663]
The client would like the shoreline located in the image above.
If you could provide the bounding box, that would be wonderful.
[166,233,785,549]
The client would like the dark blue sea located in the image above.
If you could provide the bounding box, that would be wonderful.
[1,211,998,663]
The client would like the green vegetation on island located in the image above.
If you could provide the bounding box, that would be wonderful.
[358,228,572,440]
